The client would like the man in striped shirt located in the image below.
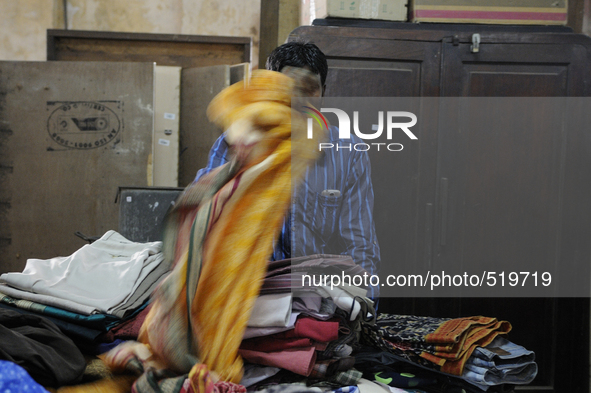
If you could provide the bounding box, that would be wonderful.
[195,42,381,300]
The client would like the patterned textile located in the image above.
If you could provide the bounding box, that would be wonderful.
[103,69,323,387]
[309,360,332,379]
[132,370,186,393]
[208,381,246,393]
[307,368,363,390]
[0,293,119,330]
[179,366,247,393]
[330,369,363,386]
[0,360,49,393]
[0,284,97,316]
[364,314,512,376]
[309,357,356,379]
[332,386,359,393]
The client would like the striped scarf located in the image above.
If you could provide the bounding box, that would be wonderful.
[103,69,323,389]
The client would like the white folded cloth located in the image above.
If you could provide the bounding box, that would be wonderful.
[0,230,165,315]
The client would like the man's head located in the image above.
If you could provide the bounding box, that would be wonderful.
[265,42,328,96]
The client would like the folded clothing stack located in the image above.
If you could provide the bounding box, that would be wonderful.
[462,336,537,387]
[0,231,170,352]
[366,314,512,375]
[0,230,168,318]
[361,314,536,392]
[238,255,375,390]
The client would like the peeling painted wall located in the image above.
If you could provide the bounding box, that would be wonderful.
[0,1,60,61]
[181,0,260,57]
[0,0,261,67]
[278,0,300,46]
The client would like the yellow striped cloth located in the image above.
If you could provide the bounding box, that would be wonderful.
[103,69,323,386]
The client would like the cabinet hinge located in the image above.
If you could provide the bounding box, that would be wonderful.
[471,33,481,53]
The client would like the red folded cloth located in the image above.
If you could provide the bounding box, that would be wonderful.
[240,337,312,352]
[269,316,339,342]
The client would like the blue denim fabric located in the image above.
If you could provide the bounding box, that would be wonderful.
[462,337,537,386]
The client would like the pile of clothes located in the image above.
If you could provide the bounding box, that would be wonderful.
[0,242,539,393]
[0,230,166,319]
[238,254,374,390]
[0,230,169,386]
[359,314,537,392]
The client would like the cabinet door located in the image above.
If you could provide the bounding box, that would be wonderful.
[290,26,442,97]
[289,28,442,312]
[289,26,591,392]
[441,36,590,97]
[435,37,591,392]
[437,38,590,266]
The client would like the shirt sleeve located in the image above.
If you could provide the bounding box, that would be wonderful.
[194,134,231,182]
[338,148,381,300]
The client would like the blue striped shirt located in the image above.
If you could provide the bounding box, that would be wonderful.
[195,126,381,299]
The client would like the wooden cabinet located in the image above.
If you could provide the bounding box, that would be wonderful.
[290,24,591,392]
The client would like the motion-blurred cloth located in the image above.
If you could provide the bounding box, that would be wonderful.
[104,69,323,386]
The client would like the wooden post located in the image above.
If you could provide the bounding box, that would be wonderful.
[259,0,301,68]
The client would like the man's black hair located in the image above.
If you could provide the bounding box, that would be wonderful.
[265,42,328,87]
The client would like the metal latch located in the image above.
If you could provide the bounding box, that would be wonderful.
[471,33,480,53]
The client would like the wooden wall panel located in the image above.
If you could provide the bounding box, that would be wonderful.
[47,30,251,68]
[0,61,154,273]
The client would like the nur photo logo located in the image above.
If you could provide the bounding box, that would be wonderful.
[302,106,418,152]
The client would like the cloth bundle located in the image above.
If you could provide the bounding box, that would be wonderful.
[239,314,341,377]
[364,314,512,376]
[0,360,51,393]
[102,69,324,390]
[0,230,167,318]
[0,308,86,387]
[236,255,377,390]
[0,230,168,357]
[462,336,537,387]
